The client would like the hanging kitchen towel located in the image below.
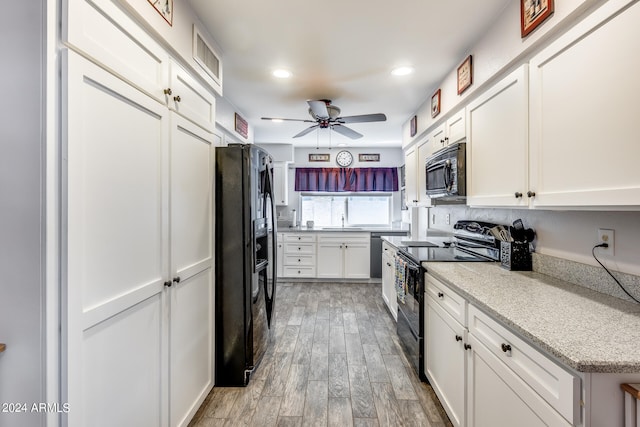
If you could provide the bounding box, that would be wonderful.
[395,256,407,304]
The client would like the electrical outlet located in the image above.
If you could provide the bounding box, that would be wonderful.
[597,228,614,256]
[445,214,450,225]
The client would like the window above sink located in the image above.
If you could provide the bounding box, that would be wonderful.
[300,193,392,228]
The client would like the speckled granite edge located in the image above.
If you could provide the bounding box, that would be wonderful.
[423,262,640,373]
[533,253,640,303]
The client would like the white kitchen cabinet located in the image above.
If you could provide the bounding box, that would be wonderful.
[430,109,466,153]
[317,233,370,279]
[466,333,571,427]
[273,162,289,206]
[281,233,317,278]
[416,136,433,205]
[425,277,468,427]
[467,306,579,426]
[404,146,418,207]
[528,0,640,208]
[425,273,580,427]
[466,65,529,208]
[381,241,398,320]
[168,114,215,427]
[169,60,216,132]
[63,51,214,427]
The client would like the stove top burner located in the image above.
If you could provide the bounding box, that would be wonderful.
[399,246,494,264]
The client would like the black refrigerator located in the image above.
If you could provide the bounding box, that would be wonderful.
[215,144,277,386]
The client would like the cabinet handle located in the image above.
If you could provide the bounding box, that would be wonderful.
[437,292,444,298]
[298,259,301,262]
[464,343,472,350]
[174,95,181,103]
[501,343,512,353]
[163,88,172,95]
[173,276,181,284]
[514,192,523,198]
[298,237,301,240]
[164,280,172,287]
[298,247,301,251]
[444,137,449,142]
[386,262,391,267]
[455,335,462,342]
[345,245,348,249]
[527,191,536,198]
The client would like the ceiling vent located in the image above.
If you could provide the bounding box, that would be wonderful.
[193,25,221,85]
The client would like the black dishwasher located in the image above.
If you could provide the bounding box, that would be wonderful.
[370,231,408,278]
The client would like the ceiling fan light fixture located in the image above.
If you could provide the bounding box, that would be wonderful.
[391,66,414,76]
[272,69,292,78]
[270,118,283,123]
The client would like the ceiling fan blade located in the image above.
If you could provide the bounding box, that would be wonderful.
[338,113,387,124]
[307,100,330,119]
[331,124,363,139]
[293,124,319,138]
[261,117,314,122]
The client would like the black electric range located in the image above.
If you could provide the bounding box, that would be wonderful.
[395,221,502,381]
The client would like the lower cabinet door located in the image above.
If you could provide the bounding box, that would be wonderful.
[316,242,343,278]
[343,242,370,279]
[466,334,571,427]
[425,297,466,427]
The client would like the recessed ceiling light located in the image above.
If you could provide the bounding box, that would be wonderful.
[391,66,414,76]
[272,69,292,78]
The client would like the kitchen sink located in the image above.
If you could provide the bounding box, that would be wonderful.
[319,226,363,230]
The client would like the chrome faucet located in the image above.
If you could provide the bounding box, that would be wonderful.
[341,214,345,228]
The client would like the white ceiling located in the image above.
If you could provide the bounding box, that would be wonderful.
[189,0,511,147]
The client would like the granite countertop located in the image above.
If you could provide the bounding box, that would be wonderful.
[278,224,410,234]
[424,262,640,373]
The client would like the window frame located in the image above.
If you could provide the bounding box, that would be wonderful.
[299,191,393,227]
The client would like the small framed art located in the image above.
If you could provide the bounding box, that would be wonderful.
[457,55,473,95]
[431,89,441,118]
[521,0,554,37]
[410,115,417,137]
[147,0,173,26]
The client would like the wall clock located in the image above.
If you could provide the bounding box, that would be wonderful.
[336,150,354,167]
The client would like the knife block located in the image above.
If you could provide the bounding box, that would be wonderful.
[500,241,532,271]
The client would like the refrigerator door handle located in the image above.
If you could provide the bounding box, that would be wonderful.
[263,162,277,328]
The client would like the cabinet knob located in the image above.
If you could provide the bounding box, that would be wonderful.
[164,281,172,287]
[298,237,301,240]
[174,95,181,103]
[173,276,181,284]
[345,245,348,249]
[514,192,523,198]
[298,259,301,262]
[163,88,172,95]
[527,191,536,198]
[455,335,462,342]
[464,343,472,350]
[437,292,444,298]
[501,343,512,353]
[387,262,391,267]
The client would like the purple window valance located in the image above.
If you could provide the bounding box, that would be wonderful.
[295,167,398,192]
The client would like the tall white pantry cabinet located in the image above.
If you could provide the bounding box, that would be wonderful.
[61,0,218,425]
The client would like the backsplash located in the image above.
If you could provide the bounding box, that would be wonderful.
[532,253,640,304]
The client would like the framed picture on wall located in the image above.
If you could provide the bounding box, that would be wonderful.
[147,0,173,26]
[431,89,441,118]
[410,115,417,137]
[521,0,554,37]
[457,55,473,95]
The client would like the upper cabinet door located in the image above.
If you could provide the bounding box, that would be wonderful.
[446,109,466,146]
[64,0,169,103]
[529,0,640,208]
[169,60,216,132]
[466,65,529,208]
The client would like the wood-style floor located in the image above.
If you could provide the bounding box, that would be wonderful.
[189,281,453,427]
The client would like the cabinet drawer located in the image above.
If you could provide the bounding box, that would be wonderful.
[382,241,397,257]
[425,274,466,326]
[468,305,580,425]
[283,233,316,243]
[284,243,316,255]
[283,266,316,278]
[283,255,315,266]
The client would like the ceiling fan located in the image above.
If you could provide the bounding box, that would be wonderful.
[261,99,386,139]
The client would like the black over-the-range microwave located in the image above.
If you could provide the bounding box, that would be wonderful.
[425,142,466,201]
